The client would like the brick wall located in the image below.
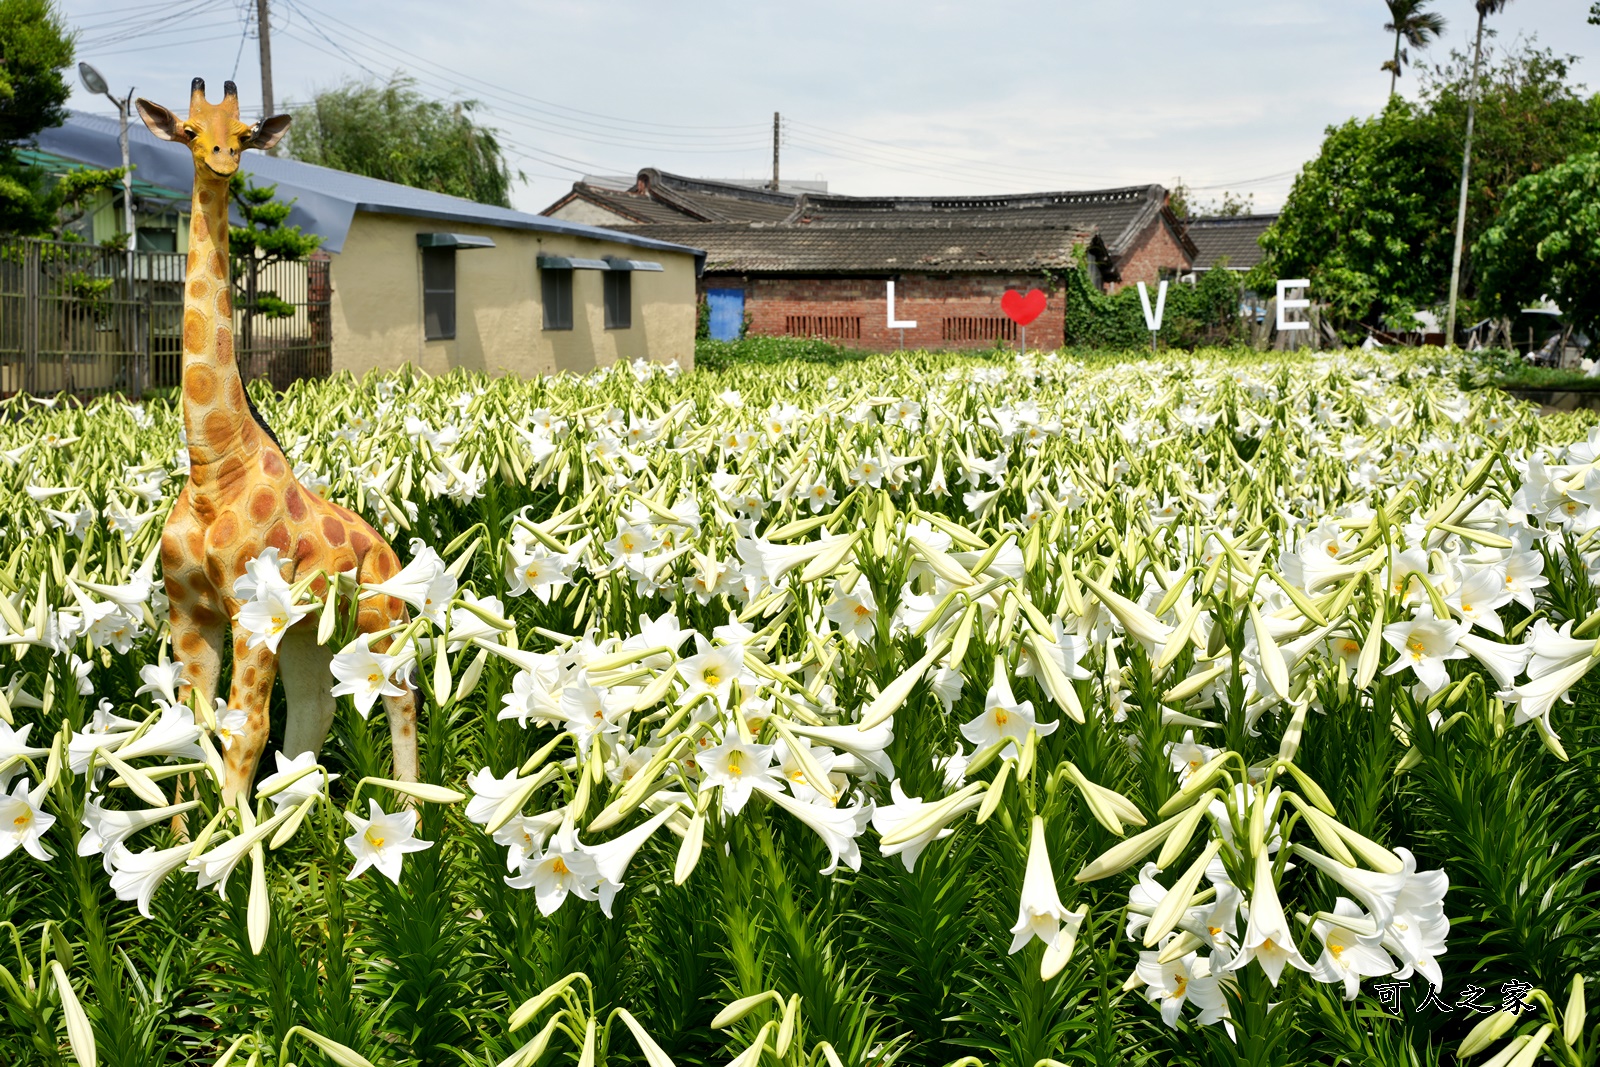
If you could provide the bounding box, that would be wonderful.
[703,272,1066,352]
[1108,216,1192,291]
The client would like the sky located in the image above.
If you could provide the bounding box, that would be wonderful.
[59,0,1600,216]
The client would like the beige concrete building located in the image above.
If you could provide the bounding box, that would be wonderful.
[35,111,705,380]
[333,212,700,377]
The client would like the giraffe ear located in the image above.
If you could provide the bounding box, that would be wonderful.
[246,114,292,152]
[136,99,189,143]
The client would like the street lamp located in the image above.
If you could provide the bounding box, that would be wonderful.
[79,61,143,395]
[78,62,135,254]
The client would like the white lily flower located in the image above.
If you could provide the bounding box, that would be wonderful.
[582,806,678,917]
[343,800,433,883]
[757,781,873,875]
[1310,898,1396,1000]
[1382,612,1469,694]
[870,779,980,872]
[698,740,777,816]
[0,779,54,861]
[1227,851,1314,986]
[257,751,337,810]
[506,831,600,913]
[330,641,406,718]
[79,798,199,872]
[109,842,194,917]
[959,669,1057,752]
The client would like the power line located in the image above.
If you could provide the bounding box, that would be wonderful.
[298,6,768,135]
[280,25,767,156]
[91,30,245,57]
[80,17,241,49]
[76,0,228,46]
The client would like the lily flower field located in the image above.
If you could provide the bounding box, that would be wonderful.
[2,348,1599,1067]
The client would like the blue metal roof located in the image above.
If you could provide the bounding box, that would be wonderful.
[35,110,705,265]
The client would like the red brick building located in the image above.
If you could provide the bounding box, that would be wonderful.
[542,172,1196,351]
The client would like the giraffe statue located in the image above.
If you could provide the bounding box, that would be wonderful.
[136,79,418,801]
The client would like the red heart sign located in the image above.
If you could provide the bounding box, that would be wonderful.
[1001,288,1048,326]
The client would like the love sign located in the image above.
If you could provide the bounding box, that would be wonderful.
[1000,288,1047,327]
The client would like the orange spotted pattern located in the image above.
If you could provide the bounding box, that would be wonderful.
[147,81,414,801]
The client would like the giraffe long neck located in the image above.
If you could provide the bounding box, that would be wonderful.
[181,173,256,497]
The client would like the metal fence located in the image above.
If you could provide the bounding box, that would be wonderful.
[0,236,331,398]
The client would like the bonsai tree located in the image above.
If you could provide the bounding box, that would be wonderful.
[227,175,322,374]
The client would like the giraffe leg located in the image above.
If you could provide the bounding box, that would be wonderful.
[222,639,280,805]
[278,624,337,760]
[169,603,225,709]
[165,606,222,838]
[382,690,419,783]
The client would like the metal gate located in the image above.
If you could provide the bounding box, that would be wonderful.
[0,237,331,398]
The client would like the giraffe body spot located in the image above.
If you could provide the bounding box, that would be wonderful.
[266,522,290,553]
[285,486,307,521]
[183,309,207,352]
[216,326,234,366]
[180,632,205,654]
[193,605,221,626]
[204,411,233,445]
[218,455,246,491]
[350,530,373,556]
[262,451,285,477]
[188,278,209,300]
[250,487,276,523]
[294,535,317,565]
[185,365,218,404]
[322,516,347,546]
[210,513,238,547]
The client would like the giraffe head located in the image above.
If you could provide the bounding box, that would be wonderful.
[136,78,291,180]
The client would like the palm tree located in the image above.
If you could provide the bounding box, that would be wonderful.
[1445,0,1514,347]
[1382,0,1448,98]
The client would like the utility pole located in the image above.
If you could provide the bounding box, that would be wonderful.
[256,0,276,140]
[771,111,780,192]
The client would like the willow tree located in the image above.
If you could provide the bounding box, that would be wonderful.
[284,76,523,208]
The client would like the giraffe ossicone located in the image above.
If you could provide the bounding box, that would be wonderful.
[136,79,418,802]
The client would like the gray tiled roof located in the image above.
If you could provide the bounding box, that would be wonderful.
[634,222,1103,275]
[1184,214,1277,271]
[37,111,705,261]
[561,184,700,224]
[786,185,1179,260]
[546,170,801,225]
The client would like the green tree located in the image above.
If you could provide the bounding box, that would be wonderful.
[285,75,522,207]
[1246,101,1457,331]
[1251,41,1600,334]
[0,0,73,234]
[1382,0,1448,98]
[1475,149,1600,339]
[228,175,322,360]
